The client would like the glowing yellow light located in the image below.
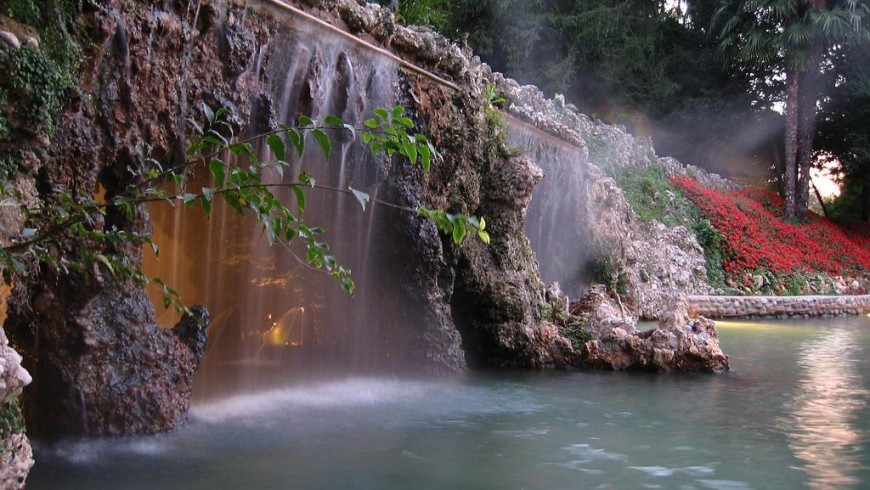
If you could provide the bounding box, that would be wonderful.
[714,320,771,329]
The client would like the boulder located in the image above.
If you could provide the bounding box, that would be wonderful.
[573,289,728,373]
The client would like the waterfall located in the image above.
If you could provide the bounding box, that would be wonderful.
[507,116,592,296]
[143,14,417,400]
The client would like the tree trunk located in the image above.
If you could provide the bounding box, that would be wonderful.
[795,43,823,221]
[811,178,830,219]
[784,69,800,219]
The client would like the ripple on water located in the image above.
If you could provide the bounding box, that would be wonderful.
[629,465,715,477]
[697,479,754,490]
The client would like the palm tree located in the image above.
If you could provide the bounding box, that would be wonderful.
[714,0,870,220]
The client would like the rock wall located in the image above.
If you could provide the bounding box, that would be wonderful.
[687,295,870,318]
[1,0,241,436]
[0,0,733,449]
[485,65,716,317]
[0,327,33,490]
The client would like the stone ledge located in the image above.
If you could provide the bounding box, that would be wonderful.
[686,295,870,319]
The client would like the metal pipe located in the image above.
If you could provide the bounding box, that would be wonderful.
[503,113,587,153]
[260,0,460,91]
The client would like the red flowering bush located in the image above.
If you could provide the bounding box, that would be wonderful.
[671,177,870,282]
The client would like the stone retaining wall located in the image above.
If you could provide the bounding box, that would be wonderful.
[687,295,870,319]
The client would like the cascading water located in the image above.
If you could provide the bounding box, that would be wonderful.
[144,15,423,400]
[507,116,593,296]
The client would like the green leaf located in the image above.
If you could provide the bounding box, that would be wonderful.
[419,143,431,171]
[94,253,115,275]
[203,131,229,147]
[209,159,226,187]
[392,106,404,118]
[292,185,306,214]
[324,114,344,127]
[349,187,370,211]
[266,134,286,162]
[396,116,414,128]
[297,115,314,128]
[452,221,466,244]
[229,142,253,158]
[402,139,417,165]
[183,193,197,205]
[374,107,389,121]
[186,140,205,156]
[202,103,215,124]
[188,118,204,135]
[312,129,331,159]
[478,230,491,244]
[272,160,285,180]
[363,118,379,129]
[299,171,316,188]
[173,173,184,191]
[201,187,215,215]
[287,129,304,158]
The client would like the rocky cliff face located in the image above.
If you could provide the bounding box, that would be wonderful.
[486,73,725,318]
[1,0,240,436]
[1,0,729,444]
[0,327,33,490]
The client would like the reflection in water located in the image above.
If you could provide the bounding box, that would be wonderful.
[783,328,869,488]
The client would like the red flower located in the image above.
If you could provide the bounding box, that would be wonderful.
[670,177,870,281]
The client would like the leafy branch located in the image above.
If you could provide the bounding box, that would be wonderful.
[0,104,490,311]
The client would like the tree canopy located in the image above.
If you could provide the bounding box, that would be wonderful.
[387,0,870,221]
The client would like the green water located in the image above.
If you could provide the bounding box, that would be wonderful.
[28,316,870,489]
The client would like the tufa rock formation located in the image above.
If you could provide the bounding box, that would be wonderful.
[0,0,730,445]
[0,327,34,490]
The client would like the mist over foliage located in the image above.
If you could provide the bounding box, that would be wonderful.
[389,0,870,221]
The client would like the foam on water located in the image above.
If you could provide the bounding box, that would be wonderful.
[191,377,432,423]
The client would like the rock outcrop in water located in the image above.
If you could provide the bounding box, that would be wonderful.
[0,0,731,447]
[569,289,729,373]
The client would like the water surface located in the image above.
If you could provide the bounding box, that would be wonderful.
[28,316,870,489]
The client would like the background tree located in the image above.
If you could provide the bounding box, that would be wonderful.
[714,0,870,220]
[816,40,870,220]
[429,0,766,180]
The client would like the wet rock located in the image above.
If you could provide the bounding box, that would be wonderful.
[574,289,728,373]
[171,306,210,371]
[9,277,205,437]
[0,433,32,490]
[0,328,31,405]
[0,327,33,490]
[584,165,713,318]
[218,21,255,77]
[3,0,260,436]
